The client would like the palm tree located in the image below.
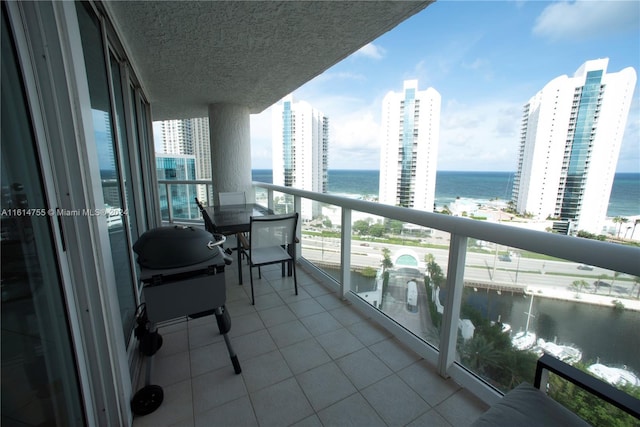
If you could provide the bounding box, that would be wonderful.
[632,219,640,240]
[570,280,589,296]
[630,276,640,299]
[462,335,502,375]
[609,272,621,296]
[381,247,393,272]
[594,274,609,294]
[613,216,629,238]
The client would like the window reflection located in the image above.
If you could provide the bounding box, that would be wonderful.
[1,7,84,424]
[76,1,137,341]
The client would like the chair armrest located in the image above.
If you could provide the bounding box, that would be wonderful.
[534,354,640,418]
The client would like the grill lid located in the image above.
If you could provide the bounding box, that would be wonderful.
[133,225,224,269]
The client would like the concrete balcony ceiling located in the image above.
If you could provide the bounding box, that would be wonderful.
[104,1,433,120]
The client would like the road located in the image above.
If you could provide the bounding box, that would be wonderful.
[300,234,637,300]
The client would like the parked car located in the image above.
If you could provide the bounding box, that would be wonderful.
[577,264,594,271]
[498,254,512,262]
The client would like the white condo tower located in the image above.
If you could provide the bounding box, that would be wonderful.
[378,80,441,212]
[512,59,636,235]
[272,95,329,219]
[161,118,212,204]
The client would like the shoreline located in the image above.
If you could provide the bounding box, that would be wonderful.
[524,284,640,312]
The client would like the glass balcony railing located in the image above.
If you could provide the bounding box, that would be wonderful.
[157,179,214,222]
[159,178,640,420]
[252,181,640,418]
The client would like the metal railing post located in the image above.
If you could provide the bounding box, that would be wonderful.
[165,183,173,223]
[294,195,302,260]
[438,233,467,377]
[267,188,274,211]
[340,208,352,299]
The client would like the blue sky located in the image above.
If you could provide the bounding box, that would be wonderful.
[250,0,640,172]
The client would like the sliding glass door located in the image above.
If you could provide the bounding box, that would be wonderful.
[1,7,84,425]
[75,1,138,341]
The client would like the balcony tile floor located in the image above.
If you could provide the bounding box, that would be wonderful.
[132,262,488,427]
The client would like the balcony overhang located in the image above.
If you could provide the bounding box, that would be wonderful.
[103,0,433,120]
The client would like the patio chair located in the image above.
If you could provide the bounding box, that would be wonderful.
[239,213,299,305]
[195,197,216,234]
[218,191,246,206]
[217,191,247,259]
[195,197,233,255]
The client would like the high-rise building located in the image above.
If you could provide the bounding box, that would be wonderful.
[272,95,329,219]
[161,119,193,155]
[156,153,198,220]
[160,117,212,204]
[512,59,636,235]
[378,80,440,212]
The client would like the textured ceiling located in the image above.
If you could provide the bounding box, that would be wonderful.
[104,1,433,120]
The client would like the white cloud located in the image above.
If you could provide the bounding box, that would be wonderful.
[617,99,640,173]
[250,109,273,169]
[250,93,382,170]
[329,110,381,169]
[309,71,366,84]
[250,84,638,173]
[438,99,523,171]
[353,42,386,60]
[152,121,163,152]
[533,0,640,40]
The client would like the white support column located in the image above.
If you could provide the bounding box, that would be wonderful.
[208,103,253,202]
[438,233,467,377]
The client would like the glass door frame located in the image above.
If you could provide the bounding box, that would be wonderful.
[4,1,160,424]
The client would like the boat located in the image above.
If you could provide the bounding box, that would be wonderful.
[490,317,511,334]
[511,293,536,350]
[535,339,582,365]
[512,331,537,350]
[588,363,640,387]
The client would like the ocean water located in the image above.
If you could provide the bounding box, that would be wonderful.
[252,170,640,217]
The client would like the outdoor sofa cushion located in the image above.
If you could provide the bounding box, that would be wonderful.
[471,382,591,427]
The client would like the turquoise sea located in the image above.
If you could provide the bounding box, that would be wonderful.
[252,170,640,217]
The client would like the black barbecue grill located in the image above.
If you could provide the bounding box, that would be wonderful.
[130,225,241,416]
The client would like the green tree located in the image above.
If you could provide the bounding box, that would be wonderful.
[461,335,502,375]
[609,271,621,296]
[595,274,609,293]
[381,247,393,272]
[630,276,640,299]
[426,255,445,287]
[353,219,370,235]
[548,368,640,427]
[360,266,377,278]
[386,219,403,235]
[613,216,629,238]
[370,223,386,237]
[570,280,590,296]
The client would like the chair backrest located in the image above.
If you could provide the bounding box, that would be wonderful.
[218,191,246,206]
[250,213,298,250]
[195,197,205,211]
[195,197,216,233]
